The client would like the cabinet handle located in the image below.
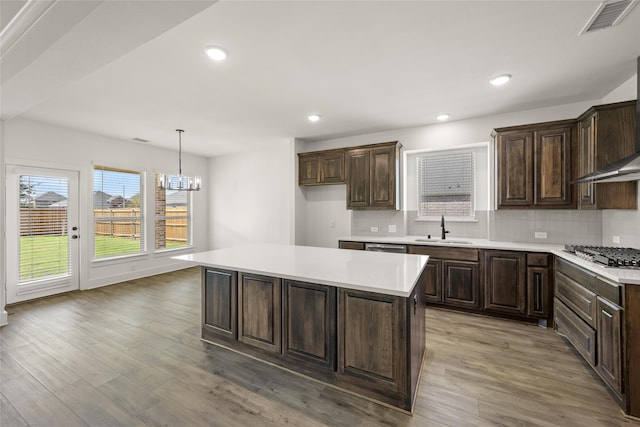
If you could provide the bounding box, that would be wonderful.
[413,294,418,314]
[602,309,613,319]
[534,273,543,312]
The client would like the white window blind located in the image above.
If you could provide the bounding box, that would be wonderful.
[418,151,475,218]
[19,175,70,281]
[155,173,191,250]
[93,166,144,259]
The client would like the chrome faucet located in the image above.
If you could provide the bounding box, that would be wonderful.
[440,215,449,240]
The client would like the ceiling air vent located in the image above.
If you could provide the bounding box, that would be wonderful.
[580,0,639,34]
[132,137,150,143]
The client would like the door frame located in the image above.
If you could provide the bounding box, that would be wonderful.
[5,164,81,304]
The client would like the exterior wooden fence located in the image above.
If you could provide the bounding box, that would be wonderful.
[20,207,188,243]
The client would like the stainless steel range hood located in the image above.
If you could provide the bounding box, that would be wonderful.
[573,56,640,184]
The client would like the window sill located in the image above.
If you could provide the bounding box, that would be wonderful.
[92,252,150,266]
[414,216,478,223]
[154,245,195,256]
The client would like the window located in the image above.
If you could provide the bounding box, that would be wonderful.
[417,151,475,219]
[93,166,144,259]
[155,174,191,250]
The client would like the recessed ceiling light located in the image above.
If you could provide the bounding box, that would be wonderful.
[437,113,450,121]
[308,114,321,122]
[205,46,227,61]
[490,74,512,86]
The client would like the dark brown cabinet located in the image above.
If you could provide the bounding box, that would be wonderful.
[597,296,623,394]
[484,251,526,314]
[298,149,345,185]
[577,101,637,210]
[283,280,336,370]
[346,141,400,210]
[237,273,282,353]
[338,241,365,250]
[202,268,237,341]
[554,258,627,407]
[495,120,575,209]
[408,245,479,309]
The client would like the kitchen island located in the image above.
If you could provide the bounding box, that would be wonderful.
[175,244,429,412]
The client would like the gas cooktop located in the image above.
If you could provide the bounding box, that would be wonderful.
[564,244,640,269]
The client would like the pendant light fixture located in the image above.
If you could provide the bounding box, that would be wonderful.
[157,129,201,191]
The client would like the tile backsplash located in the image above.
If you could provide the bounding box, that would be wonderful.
[352,209,609,245]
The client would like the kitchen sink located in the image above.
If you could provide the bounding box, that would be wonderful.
[414,238,473,245]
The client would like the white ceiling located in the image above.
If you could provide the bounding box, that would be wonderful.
[1,0,639,157]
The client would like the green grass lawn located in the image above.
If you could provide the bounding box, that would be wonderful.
[20,235,185,281]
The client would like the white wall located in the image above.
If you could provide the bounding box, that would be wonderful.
[0,120,7,325]
[297,99,601,248]
[209,140,295,249]
[3,118,209,295]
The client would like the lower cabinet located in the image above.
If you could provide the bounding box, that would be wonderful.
[283,280,336,369]
[443,260,480,309]
[596,296,623,394]
[483,251,526,314]
[202,268,237,341]
[238,273,282,353]
[423,258,443,303]
[554,258,625,403]
[201,266,426,411]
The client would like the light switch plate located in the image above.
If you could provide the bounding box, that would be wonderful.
[371,226,379,232]
[613,235,620,244]
[388,225,397,233]
[534,231,547,239]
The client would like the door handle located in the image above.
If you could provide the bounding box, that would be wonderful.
[72,235,79,239]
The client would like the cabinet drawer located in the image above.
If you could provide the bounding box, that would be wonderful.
[408,245,478,262]
[556,258,596,292]
[527,253,549,267]
[594,277,622,306]
[556,270,597,328]
[554,298,596,366]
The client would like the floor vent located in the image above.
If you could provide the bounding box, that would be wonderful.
[580,0,638,34]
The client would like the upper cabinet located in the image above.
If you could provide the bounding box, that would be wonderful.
[494,120,575,209]
[346,141,401,210]
[577,101,637,210]
[298,149,345,185]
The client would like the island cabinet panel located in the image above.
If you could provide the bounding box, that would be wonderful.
[202,268,237,341]
[238,273,282,353]
[483,251,526,315]
[337,288,412,408]
[283,280,336,370]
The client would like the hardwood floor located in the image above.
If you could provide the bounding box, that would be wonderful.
[1,267,638,427]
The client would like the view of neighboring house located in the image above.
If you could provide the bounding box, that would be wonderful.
[166,191,187,207]
[34,191,66,208]
[93,191,112,208]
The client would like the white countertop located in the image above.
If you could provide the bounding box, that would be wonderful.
[339,235,640,285]
[174,244,429,297]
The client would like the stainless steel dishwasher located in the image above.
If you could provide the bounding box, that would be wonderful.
[364,243,407,253]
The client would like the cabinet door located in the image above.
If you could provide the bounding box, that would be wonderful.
[369,145,397,209]
[484,251,526,314]
[443,260,479,308]
[346,149,370,208]
[338,288,406,394]
[423,258,443,303]
[578,115,596,209]
[298,153,320,185]
[283,280,336,370]
[497,131,533,207]
[527,266,550,318]
[534,126,572,207]
[320,151,345,184]
[238,273,282,353]
[596,297,623,394]
[202,268,237,341]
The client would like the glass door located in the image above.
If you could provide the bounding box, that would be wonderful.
[6,166,80,304]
